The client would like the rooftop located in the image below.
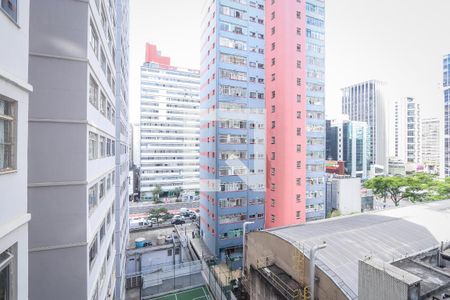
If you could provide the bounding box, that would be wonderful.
[267,200,450,299]
[128,226,178,251]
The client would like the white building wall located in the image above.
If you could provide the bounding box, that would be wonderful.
[27,0,129,299]
[0,1,32,299]
[140,64,200,198]
[422,118,440,173]
[391,97,421,171]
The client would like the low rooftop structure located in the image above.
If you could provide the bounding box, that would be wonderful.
[245,200,450,299]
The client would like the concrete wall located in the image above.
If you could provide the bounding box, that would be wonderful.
[358,258,420,300]
[0,1,32,299]
[245,231,348,300]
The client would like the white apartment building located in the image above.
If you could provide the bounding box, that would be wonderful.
[342,80,389,171]
[27,0,129,299]
[391,97,421,172]
[422,118,440,174]
[140,44,200,199]
[0,1,32,299]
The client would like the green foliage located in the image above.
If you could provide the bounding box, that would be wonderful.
[148,207,171,223]
[152,185,163,202]
[173,187,183,200]
[364,173,449,207]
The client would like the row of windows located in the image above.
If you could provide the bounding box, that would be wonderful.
[89,131,116,161]
[89,76,116,125]
[89,22,115,92]
[88,170,115,215]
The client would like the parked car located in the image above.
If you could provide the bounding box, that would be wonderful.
[171,219,185,225]
[172,214,185,221]
[190,212,198,220]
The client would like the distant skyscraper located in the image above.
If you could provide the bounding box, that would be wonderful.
[28,0,129,299]
[139,44,200,199]
[326,117,368,178]
[421,118,440,174]
[200,0,266,264]
[391,97,421,171]
[444,55,450,177]
[265,0,326,228]
[342,80,388,170]
[0,1,31,298]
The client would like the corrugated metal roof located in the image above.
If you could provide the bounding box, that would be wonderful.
[267,200,450,299]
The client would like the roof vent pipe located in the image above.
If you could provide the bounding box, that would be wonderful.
[310,242,327,300]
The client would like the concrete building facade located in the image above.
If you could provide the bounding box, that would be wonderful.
[265,0,326,229]
[421,117,440,174]
[0,1,32,299]
[139,44,200,199]
[28,0,130,299]
[342,80,388,171]
[444,55,450,177]
[326,117,368,179]
[199,0,266,263]
[391,97,421,172]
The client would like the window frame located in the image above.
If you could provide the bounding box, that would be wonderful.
[0,97,17,173]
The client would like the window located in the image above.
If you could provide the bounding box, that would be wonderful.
[88,184,98,213]
[271,91,276,99]
[296,144,301,152]
[100,222,106,243]
[297,161,302,169]
[297,94,301,102]
[99,136,106,157]
[296,11,301,19]
[271,152,275,160]
[99,178,105,199]
[0,99,16,172]
[89,76,99,108]
[271,11,275,20]
[106,139,111,156]
[271,168,275,176]
[1,0,17,22]
[271,73,275,81]
[167,249,173,256]
[297,128,301,136]
[271,137,275,144]
[297,27,301,35]
[271,42,275,51]
[271,105,275,113]
[271,214,276,222]
[271,199,275,207]
[297,111,301,119]
[296,211,301,219]
[297,78,302,86]
[0,244,16,300]
[296,194,301,202]
[296,178,301,185]
[99,93,106,115]
[89,132,98,160]
[297,60,301,68]
[271,27,275,35]
[271,121,275,128]
[271,58,275,66]
[89,22,99,55]
[89,236,98,269]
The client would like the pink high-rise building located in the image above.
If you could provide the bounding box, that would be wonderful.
[265,0,326,228]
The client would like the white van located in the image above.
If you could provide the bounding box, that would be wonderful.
[130,218,151,229]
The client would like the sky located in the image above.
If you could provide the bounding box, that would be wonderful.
[129,0,450,123]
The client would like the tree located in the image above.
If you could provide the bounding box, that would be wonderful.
[173,187,183,202]
[148,207,171,224]
[384,176,408,206]
[152,185,163,202]
[403,173,435,203]
[364,176,390,206]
